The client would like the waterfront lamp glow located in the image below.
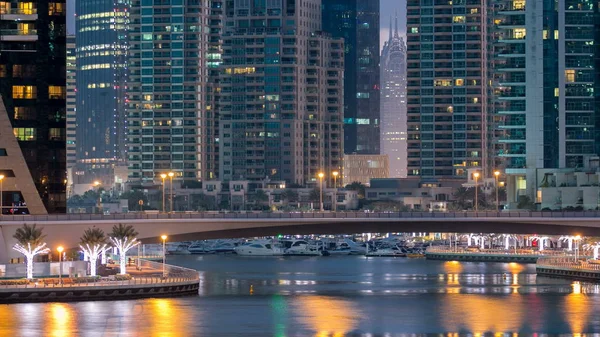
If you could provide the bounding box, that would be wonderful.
[473,172,480,211]
[168,172,175,213]
[109,224,140,275]
[318,172,325,212]
[57,246,64,284]
[160,173,167,213]
[332,171,339,211]
[79,228,108,277]
[161,235,168,277]
[12,224,50,279]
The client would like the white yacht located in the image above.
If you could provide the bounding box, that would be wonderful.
[283,240,321,256]
[234,241,285,256]
[365,244,406,257]
[188,241,215,254]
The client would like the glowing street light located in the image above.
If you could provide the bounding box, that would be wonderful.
[161,235,168,278]
[494,170,501,211]
[168,172,175,213]
[332,171,339,212]
[57,246,64,284]
[473,172,480,212]
[574,235,582,261]
[318,172,325,212]
[160,173,167,213]
[0,174,4,216]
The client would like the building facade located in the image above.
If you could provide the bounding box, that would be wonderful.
[406,0,492,180]
[494,0,600,206]
[0,0,67,214]
[66,35,76,171]
[380,16,407,178]
[343,154,389,186]
[128,0,210,185]
[218,0,344,186]
[322,0,380,155]
[75,0,129,181]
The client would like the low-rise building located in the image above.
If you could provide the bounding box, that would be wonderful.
[365,178,453,211]
[343,154,389,186]
[537,169,600,210]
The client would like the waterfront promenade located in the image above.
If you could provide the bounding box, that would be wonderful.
[537,257,600,281]
[426,246,572,263]
[0,259,200,303]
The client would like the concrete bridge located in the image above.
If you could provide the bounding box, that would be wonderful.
[0,211,599,262]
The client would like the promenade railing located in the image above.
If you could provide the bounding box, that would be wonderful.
[2,210,600,222]
[0,259,199,290]
[427,246,572,256]
[537,257,600,272]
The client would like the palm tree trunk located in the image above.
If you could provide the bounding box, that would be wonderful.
[90,257,97,277]
[26,255,33,280]
[119,253,127,275]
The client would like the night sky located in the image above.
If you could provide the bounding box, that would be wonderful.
[66,0,405,52]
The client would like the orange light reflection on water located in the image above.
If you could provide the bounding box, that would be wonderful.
[293,296,361,336]
[147,298,193,337]
[47,303,77,337]
[563,281,590,334]
[439,294,525,332]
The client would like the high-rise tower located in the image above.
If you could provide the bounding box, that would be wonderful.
[381,15,407,178]
[218,0,344,185]
[322,0,380,155]
[0,0,67,214]
[75,0,129,182]
[406,0,493,180]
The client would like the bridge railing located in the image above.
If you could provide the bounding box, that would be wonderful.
[537,257,600,271]
[2,210,600,222]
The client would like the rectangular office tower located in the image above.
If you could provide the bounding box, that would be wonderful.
[495,0,600,205]
[0,0,67,214]
[406,0,493,180]
[75,0,129,181]
[218,0,344,186]
[322,0,380,155]
[381,16,408,178]
[128,0,211,185]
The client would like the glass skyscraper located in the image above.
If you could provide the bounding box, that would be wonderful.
[322,0,381,155]
[75,0,129,178]
[0,0,67,214]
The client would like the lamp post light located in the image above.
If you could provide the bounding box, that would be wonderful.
[494,170,500,211]
[160,173,167,213]
[168,172,174,213]
[94,181,101,214]
[0,174,4,216]
[318,172,324,212]
[161,235,168,278]
[57,246,64,285]
[575,235,582,261]
[332,171,339,212]
[473,172,480,212]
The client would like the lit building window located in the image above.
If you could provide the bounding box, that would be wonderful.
[12,86,36,99]
[18,2,34,14]
[49,86,66,99]
[565,69,575,83]
[13,128,36,141]
[453,16,465,23]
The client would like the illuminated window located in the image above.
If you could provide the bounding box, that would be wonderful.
[0,2,9,14]
[513,28,526,39]
[453,16,465,23]
[455,79,464,86]
[18,2,34,14]
[410,27,419,33]
[543,30,548,39]
[513,0,525,9]
[447,106,454,113]
[565,69,575,83]
[17,23,34,35]
[434,79,452,86]
[0,65,5,77]
[48,86,66,99]
[14,107,35,120]
[554,30,559,39]
[48,2,65,15]
[470,8,478,14]
[473,97,479,103]
[13,128,36,141]
[49,128,64,141]
[554,88,559,97]
[12,86,36,99]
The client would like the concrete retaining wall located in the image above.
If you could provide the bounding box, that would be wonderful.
[0,261,88,278]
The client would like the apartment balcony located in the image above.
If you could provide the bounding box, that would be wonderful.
[0,29,38,41]
[497,149,526,157]
[0,8,38,21]
[498,134,526,143]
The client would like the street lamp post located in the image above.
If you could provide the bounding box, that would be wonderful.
[160,173,167,213]
[94,181,101,214]
[161,235,168,278]
[575,235,582,261]
[473,172,480,212]
[332,171,339,212]
[0,174,4,216]
[168,172,174,213]
[494,170,500,211]
[57,246,64,285]
[318,172,324,212]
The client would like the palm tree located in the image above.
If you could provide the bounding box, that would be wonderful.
[109,223,139,274]
[79,228,108,277]
[12,224,50,279]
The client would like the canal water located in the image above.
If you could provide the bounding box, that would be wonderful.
[1,255,599,336]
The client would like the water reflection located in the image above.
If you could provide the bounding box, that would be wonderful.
[292,296,361,336]
[46,303,77,337]
[564,281,591,334]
